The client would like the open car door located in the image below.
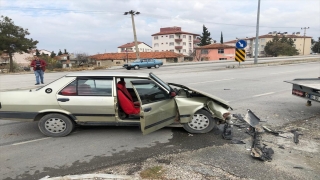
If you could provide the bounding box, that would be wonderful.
[131,80,177,135]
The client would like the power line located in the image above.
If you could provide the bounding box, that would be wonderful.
[0,6,314,29]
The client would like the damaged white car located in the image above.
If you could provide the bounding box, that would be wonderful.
[0,72,232,137]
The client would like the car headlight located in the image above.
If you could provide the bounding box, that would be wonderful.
[223,112,231,120]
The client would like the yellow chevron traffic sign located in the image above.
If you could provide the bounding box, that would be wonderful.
[235,48,245,62]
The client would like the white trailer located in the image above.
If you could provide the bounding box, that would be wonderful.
[285,78,320,106]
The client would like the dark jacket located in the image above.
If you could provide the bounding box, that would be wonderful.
[31,59,47,72]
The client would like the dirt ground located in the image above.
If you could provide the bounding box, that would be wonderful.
[92,115,320,180]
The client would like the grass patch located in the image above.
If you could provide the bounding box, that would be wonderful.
[140,166,165,179]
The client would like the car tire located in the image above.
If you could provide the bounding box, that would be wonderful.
[155,65,159,68]
[147,67,151,69]
[126,67,131,70]
[134,65,139,70]
[183,109,216,134]
[38,113,75,137]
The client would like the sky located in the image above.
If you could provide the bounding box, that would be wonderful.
[0,0,319,55]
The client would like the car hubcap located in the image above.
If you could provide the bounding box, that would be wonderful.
[44,118,67,133]
[188,114,209,130]
[156,65,159,68]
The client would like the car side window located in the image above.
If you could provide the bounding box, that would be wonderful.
[78,79,112,96]
[132,80,169,105]
[59,78,112,96]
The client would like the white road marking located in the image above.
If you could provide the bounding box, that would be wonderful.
[12,137,51,146]
[253,92,275,97]
[188,78,235,85]
[270,71,298,75]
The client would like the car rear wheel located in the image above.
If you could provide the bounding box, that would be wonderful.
[134,65,139,70]
[38,113,74,137]
[147,67,151,69]
[183,109,216,133]
[155,64,159,68]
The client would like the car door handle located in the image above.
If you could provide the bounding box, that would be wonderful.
[57,98,70,102]
[144,107,152,112]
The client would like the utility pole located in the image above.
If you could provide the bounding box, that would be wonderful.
[301,27,309,55]
[124,10,140,60]
[254,0,261,64]
[126,48,128,63]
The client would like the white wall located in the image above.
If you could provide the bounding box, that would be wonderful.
[117,43,153,53]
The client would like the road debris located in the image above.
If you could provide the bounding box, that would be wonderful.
[243,109,274,161]
[293,166,304,169]
[231,139,246,144]
[262,126,280,136]
[222,123,233,140]
[291,129,303,144]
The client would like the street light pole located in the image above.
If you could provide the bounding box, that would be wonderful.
[301,27,309,55]
[254,0,261,64]
[124,10,140,60]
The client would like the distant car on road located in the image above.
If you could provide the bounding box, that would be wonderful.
[123,59,163,70]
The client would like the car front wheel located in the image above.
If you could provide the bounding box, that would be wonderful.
[183,109,216,133]
[147,67,151,69]
[134,65,139,70]
[38,113,75,137]
[155,64,159,68]
[126,67,131,70]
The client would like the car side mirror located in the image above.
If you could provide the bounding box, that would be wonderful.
[170,91,176,97]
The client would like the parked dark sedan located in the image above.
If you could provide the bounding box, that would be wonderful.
[123,59,163,70]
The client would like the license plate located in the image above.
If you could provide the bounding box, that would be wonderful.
[309,94,320,101]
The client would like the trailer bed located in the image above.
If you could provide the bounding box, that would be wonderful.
[285,78,320,103]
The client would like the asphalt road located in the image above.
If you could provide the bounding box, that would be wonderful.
[1,59,320,179]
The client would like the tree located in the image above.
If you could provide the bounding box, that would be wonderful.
[264,35,298,57]
[0,16,38,72]
[39,54,61,70]
[58,49,62,56]
[64,49,68,54]
[311,37,320,53]
[220,31,223,44]
[191,49,210,61]
[75,52,89,66]
[198,25,212,46]
[35,49,40,56]
[50,51,56,58]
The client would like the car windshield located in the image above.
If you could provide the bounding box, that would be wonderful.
[133,59,141,63]
[149,73,171,92]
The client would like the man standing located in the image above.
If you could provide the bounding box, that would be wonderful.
[30,56,47,85]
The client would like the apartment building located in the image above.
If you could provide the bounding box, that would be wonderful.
[225,32,312,57]
[151,26,200,56]
[117,41,152,53]
[247,32,312,56]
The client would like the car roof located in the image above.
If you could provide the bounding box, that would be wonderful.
[65,71,150,78]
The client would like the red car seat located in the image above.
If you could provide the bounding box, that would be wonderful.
[117,82,140,115]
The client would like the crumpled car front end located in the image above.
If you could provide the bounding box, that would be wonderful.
[167,82,232,124]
